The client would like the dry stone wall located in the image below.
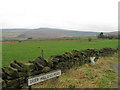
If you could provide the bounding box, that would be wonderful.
[0,48,117,89]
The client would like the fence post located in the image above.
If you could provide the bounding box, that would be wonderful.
[41,49,44,58]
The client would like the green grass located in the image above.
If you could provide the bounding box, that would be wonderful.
[2,39,118,66]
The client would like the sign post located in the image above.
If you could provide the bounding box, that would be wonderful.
[28,85,31,90]
[27,70,61,87]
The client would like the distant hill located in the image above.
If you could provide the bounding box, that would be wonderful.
[106,31,119,35]
[1,27,104,41]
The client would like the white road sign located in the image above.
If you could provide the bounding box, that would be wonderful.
[27,70,61,86]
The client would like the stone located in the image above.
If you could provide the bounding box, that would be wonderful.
[2,66,19,79]
[22,62,36,72]
[34,56,48,69]
[6,77,25,88]
[42,66,51,73]
[2,71,7,80]
[0,78,7,89]
[47,61,54,68]
[10,61,27,72]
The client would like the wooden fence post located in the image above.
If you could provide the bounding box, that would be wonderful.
[41,49,44,58]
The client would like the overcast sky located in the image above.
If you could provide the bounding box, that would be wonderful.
[0,0,119,32]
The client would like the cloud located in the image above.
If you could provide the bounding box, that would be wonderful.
[0,0,118,32]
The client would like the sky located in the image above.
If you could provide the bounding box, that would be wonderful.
[0,0,119,32]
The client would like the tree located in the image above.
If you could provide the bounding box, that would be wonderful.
[88,37,92,42]
[18,41,22,43]
[97,32,104,39]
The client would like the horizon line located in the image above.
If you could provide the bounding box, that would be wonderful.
[0,27,118,33]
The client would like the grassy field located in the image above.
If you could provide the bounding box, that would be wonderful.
[2,39,118,66]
